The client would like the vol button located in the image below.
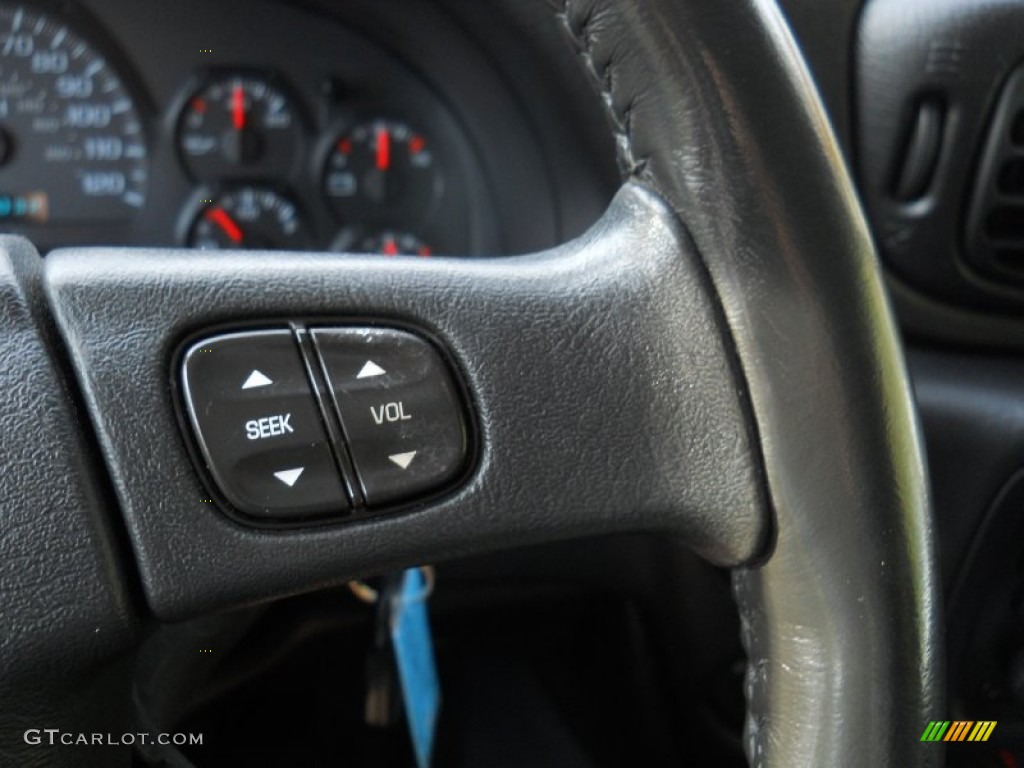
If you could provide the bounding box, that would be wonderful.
[312,327,468,506]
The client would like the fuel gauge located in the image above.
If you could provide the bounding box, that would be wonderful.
[178,74,303,181]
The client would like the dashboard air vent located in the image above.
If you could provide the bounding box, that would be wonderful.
[966,65,1024,280]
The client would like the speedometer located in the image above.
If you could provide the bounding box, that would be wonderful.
[0,4,147,225]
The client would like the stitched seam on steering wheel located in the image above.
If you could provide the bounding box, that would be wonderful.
[555,0,650,181]
[554,4,770,767]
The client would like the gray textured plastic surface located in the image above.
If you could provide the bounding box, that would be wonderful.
[0,237,137,767]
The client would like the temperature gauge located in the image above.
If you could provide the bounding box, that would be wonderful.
[323,119,441,222]
[178,74,303,180]
[186,187,310,251]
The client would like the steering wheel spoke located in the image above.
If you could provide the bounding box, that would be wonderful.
[43,182,769,621]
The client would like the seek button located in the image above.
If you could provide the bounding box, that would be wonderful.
[180,330,349,519]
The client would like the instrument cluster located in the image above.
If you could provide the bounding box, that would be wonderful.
[177,75,443,254]
[0,0,491,257]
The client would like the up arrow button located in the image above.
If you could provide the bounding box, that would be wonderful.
[242,369,273,389]
[357,360,386,379]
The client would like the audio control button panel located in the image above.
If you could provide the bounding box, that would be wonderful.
[178,325,471,524]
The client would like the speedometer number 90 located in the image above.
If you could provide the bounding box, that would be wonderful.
[0,4,148,225]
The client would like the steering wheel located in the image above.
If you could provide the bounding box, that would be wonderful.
[0,0,942,765]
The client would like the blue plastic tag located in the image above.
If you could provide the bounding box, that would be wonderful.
[390,568,440,768]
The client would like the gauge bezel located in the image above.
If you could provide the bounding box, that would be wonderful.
[316,111,445,229]
[178,183,315,251]
[170,67,310,185]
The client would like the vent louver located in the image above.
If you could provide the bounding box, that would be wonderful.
[967,66,1024,279]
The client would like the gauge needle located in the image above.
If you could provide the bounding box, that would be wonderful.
[375,126,390,171]
[231,84,246,131]
[382,236,399,256]
[206,207,244,244]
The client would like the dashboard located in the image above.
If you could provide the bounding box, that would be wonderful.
[0,0,611,257]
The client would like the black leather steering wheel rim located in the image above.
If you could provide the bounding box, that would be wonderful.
[0,1,941,766]
[554,0,942,763]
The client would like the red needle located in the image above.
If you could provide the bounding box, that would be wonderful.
[205,207,244,244]
[375,126,391,171]
[382,236,399,256]
[231,84,246,131]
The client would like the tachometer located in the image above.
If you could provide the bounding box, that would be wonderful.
[0,4,148,224]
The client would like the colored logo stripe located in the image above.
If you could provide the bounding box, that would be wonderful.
[968,722,997,742]
[921,721,996,742]
[945,721,973,741]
